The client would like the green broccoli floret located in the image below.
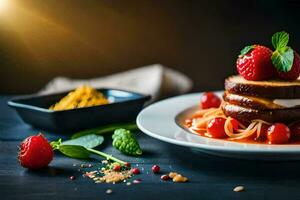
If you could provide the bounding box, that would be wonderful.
[112,129,142,156]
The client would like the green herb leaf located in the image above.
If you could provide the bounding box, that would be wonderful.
[71,123,138,139]
[272,31,289,49]
[58,145,91,159]
[62,134,104,149]
[271,46,294,72]
[240,45,255,56]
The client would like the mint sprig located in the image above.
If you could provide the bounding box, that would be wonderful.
[62,134,104,149]
[271,31,294,72]
[272,31,289,49]
[50,135,127,165]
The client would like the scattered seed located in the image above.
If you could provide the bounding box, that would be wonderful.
[126,182,132,186]
[233,186,244,192]
[106,189,113,194]
[133,179,141,184]
[102,160,108,164]
[69,176,76,180]
[80,164,85,168]
[80,164,92,168]
[72,163,77,167]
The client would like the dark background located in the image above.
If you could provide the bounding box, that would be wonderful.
[1,0,300,94]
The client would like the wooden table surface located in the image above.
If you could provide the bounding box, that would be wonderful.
[1,96,300,200]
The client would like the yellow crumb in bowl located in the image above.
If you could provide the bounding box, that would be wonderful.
[49,85,109,111]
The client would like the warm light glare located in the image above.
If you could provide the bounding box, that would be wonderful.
[0,0,9,13]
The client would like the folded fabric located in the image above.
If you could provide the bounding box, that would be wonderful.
[40,64,193,100]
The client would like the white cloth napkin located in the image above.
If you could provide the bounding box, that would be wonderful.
[40,64,193,100]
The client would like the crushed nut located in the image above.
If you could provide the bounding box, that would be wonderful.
[168,172,188,183]
[172,174,188,183]
[168,172,178,178]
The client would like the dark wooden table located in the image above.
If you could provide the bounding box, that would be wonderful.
[1,95,300,200]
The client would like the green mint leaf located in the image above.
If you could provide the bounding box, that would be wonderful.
[58,145,91,159]
[271,46,294,72]
[272,31,289,49]
[71,122,138,139]
[240,45,255,56]
[62,134,104,149]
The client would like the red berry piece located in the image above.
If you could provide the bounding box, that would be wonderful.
[112,163,121,171]
[18,133,53,169]
[131,168,140,174]
[267,123,291,144]
[69,176,76,180]
[200,92,221,109]
[277,51,300,81]
[207,117,227,138]
[125,162,131,168]
[151,165,160,173]
[237,45,275,81]
[160,175,170,181]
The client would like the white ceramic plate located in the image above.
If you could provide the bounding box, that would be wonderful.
[137,92,300,160]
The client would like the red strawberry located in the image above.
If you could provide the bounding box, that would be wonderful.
[271,31,300,81]
[236,45,276,81]
[277,51,300,81]
[18,133,53,169]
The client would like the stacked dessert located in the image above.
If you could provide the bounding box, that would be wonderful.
[187,31,300,144]
[221,31,300,124]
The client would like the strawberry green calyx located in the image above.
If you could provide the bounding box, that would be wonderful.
[239,45,255,56]
[271,31,294,72]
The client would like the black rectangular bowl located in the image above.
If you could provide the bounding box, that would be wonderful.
[8,88,151,133]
